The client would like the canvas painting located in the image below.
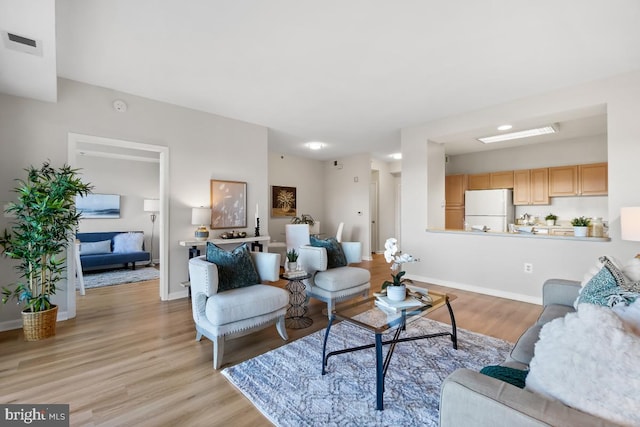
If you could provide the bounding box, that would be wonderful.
[210,180,247,229]
[272,186,297,217]
[76,194,120,218]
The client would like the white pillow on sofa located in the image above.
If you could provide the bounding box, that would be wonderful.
[80,240,111,255]
[526,304,640,426]
[113,232,144,253]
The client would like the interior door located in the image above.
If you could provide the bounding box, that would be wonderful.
[370,181,378,253]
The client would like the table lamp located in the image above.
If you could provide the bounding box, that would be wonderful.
[621,207,640,257]
[192,207,212,241]
[143,199,160,266]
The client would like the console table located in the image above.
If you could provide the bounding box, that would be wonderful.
[179,235,271,256]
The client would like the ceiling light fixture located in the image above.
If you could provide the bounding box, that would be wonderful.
[306,142,325,150]
[478,125,558,144]
[389,153,402,160]
[497,124,513,131]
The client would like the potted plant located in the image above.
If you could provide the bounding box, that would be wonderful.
[290,214,315,227]
[381,238,419,301]
[571,216,591,237]
[0,162,92,340]
[286,248,299,271]
[545,213,558,226]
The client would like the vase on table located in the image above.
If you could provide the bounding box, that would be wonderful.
[387,284,406,301]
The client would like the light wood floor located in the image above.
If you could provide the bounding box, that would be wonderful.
[0,254,541,426]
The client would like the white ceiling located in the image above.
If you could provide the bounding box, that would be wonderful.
[2,0,640,160]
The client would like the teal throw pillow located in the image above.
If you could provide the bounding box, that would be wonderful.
[576,266,636,307]
[480,365,528,389]
[310,235,347,269]
[205,242,260,292]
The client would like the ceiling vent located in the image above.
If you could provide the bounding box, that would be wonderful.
[2,30,43,57]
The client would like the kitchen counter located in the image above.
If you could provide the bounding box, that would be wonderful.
[427,228,611,242]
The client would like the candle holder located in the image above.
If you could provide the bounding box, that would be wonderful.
[255,217,260,237]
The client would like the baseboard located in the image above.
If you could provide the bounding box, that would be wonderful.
[168,289,189,300]
[405,274,543,305]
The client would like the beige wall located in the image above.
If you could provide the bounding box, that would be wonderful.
[0,78,268,329]
[401,70,640,304]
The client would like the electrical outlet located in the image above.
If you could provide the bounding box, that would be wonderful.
[524,263,533,274]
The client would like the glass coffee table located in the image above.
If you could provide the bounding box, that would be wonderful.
[322,289,457,410]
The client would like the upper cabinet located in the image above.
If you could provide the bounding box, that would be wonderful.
[579,162,608,196]
[513,168,549,205]
[445,174,467,207]
[467,173,489,190]
[467,171,514,190]
[549,163,608,197]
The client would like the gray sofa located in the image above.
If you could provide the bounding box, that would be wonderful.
[439,278,621,427]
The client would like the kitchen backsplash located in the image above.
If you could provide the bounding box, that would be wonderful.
[514,196,608,225]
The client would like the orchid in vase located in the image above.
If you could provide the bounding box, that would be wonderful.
[381,238,419,300]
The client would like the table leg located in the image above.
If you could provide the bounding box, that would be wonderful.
[375,333,384,410]
[322,315,335,375]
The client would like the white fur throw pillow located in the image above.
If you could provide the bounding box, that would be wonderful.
[113,232,144,253]
[526,304,640,426]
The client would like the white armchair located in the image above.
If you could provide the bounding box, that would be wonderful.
[298,241,370,314]
[188,251,289,369]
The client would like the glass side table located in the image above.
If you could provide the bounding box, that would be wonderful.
[281,273,313,329]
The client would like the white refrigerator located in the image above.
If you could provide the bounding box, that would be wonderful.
[464,189,514,232]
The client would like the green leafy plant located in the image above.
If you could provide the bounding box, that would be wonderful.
[545,213,558,221]
[381,270,412,290]
[571,216,591,227]
[290,214,315,226]
[0,162,92,312]
[286,248,298,262]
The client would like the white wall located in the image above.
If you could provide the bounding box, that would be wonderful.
[324,154,372,260]
[370,159,397,252]
[401,71,640,304]
[0,78,268,328]
[76,155,160,263]
[267,152,325,243]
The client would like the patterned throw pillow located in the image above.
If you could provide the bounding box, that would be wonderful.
[577,266,634,307]
[600,255,640,293]
[310,236,347,269]
[206,243,260,292]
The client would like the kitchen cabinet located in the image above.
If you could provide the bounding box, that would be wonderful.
[490,171,514,189]
[549,166,578,196]
[467,173,489,190]
[445,207,465,230]
[513,168,549,205]
[467,171,514,190]
[579,162,608,195]
[549,163,608,196]
[445,174,467,207]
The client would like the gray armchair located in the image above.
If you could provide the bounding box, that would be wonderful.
[188,252,289,369]
[298,241,370,314]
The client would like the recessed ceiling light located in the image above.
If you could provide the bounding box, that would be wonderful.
[389,153,402,160]
[306,142,325,150]
[497,124,513,131]
[478,125,558,144]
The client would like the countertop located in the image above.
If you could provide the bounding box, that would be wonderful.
[427,228,611,242]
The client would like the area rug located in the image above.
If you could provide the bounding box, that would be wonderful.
[81,267,160,289]
[222,317,513,426]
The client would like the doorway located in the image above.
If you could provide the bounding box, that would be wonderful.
[67,133,169,318]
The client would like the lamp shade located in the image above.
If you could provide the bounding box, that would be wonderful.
[143,199,160,212]
[621,207,640,241]
[192,207,211,226]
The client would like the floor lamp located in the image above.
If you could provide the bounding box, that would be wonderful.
[144,199,160,267]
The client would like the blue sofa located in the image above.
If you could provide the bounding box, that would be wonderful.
[77,231,150,271]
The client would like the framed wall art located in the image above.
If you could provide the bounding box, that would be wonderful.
[76,193,121,218]
[210,180,247,229]
[271,185,297,217]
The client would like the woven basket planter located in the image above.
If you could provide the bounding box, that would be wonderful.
[22,305,58,341]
